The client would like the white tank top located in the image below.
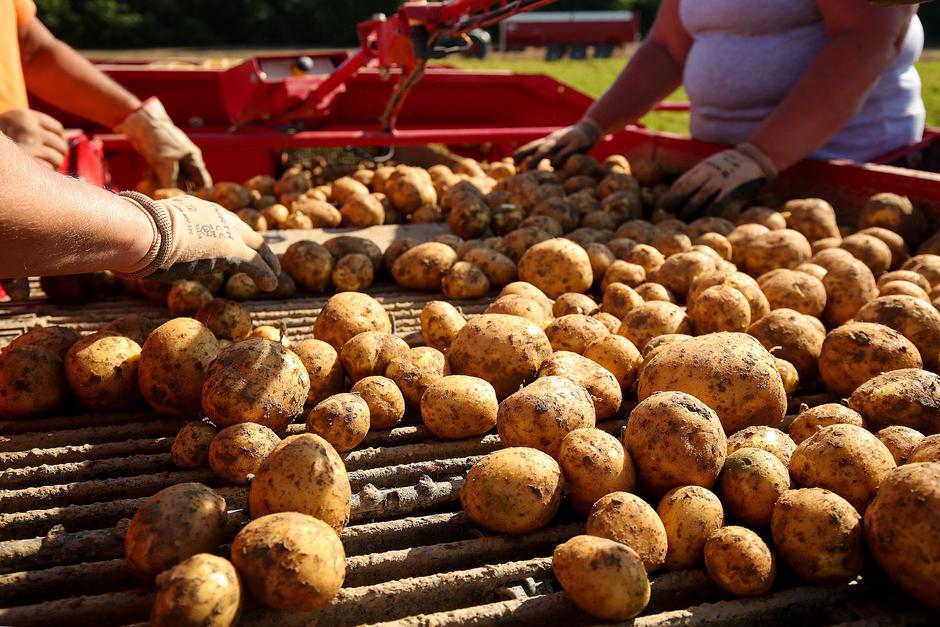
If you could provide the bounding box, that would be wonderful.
[679,0,925,162]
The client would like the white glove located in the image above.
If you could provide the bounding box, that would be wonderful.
[114,98,212,190]
[514,118,604,169]
[660,143,778,220]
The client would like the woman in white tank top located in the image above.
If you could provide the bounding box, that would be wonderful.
[516,1,924,218]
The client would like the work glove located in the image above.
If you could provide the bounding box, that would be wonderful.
[114,98,212,190]
[0,109,68,169]
[119,191,280,290]
[660,143,778,220]
[514,118,604,169]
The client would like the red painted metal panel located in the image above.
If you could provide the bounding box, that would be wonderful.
[505,17,640,47]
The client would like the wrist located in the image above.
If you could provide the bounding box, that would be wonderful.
[578,117,604,144]
[115,192,172,276]
[736,142,779,178]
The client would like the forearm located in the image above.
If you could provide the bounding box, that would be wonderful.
[22,30,141,128]
[749,35,902,170]
[585,40,685,133]
[0,135,153,278]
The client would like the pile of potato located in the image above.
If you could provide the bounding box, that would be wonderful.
[5,150,940,623]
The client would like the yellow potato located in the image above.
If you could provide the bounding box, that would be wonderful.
[582,334,642,391]
[351,376,405,430]
[652,251,715,300]
[688,284,751,334]
[780,197,840,242]
[209,422,280,484]
[822,257,879,326]
[553,293,599,317]
[442,261,490,300]
[601,282,644,319]
[281,240,335,292]
[818,322,922,397]
[908,435,940,463]
[727,426,796,466]
[538,351,622,419]
[855,295,940,370]
[558,428,636,515]
[151,553,241,627]
[586,491,668,573]
[703,526,776,596]
[5,325,81,358]
[544,314,609,354]
[139,318,220,417]
[339,331,409,382]
[874,425,925,464]
[195,299,252,341]
[314,292,392,351]
[617,301,692,352]
[788,403,865,444]
[759,269,827,317]
[747,308,824,380]
[171,421,218,469]
[292,339,345,405]
[858,192,926,248]
[656,486,724,571]
[306,393,370,453]
[517,238,593,298]
[419,300,466,354]
[421,375,498,439]
[461,248,517,288]
[64,332,141,410]
[719,447,790,528]
[167,280,213,317]
[385,346,449,409]
[498,376,595,458]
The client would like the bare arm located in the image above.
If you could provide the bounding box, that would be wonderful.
[585,0,692,132]
[19,18,141,128]
[0,133,153,278]
[749,1,917,170]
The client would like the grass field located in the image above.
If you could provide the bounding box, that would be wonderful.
[442,55,940,135]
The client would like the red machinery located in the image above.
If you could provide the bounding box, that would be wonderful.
[500,11,641,59]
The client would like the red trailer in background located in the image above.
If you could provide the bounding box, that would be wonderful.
[500,11,640,60]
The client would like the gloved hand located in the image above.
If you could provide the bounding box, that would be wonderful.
[0,109,68,169]
[513,118,604,169]
[114,98,212,190]
[119,191,280,290]
[660,143,778,220]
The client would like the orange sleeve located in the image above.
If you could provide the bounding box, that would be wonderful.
[13,0,36,27]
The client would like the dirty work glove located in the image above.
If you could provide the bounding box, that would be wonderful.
[0,109,68,169]
[114,98,212,190]
[119,191,280,290]
[660,143,778,221]
[514,118,604,169]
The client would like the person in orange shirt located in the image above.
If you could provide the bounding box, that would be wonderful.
[0,0,210,188]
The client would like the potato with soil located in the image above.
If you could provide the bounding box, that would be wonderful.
[339,332,409,383]
[314,292,392,351]
[746,309,824,380]
[855,295,940,370]
[704,526,776,596]
[538,351,622,419]
[789,424,896,512]
[461,248,517,288]
[601,283,643,319]
[558,428,636,515]
[788,404,866,444]
[449,191,492,240]
[622,243,665,273]
[167,280,213,317]
[818,322,922,397]
[281,241,335,293]
[553,293,599,317]
[485,294,553,328]
[639,333,787,433]
[617,301,692,352]
[460,447,564,534]
[209,423,280,484]
[875,425,925,464]
[172,421,218,469]
[420,301,465,354]
[727,426,796,466]
[351,376,405,430]
[689,270,770,321]
[449,314,552,400]
[553,535,650,621]
[759,269,826,317]
[656,486,724,571]
[231,512,344,611]
[517,238,593,299]
[150,553,241,627]
[498,376,595,458]
[64,332,141,410]
[292,339,344,405]
[719,448,790,528]
[330,254,374,292]
[247,433,351,530]
[306,393,370,453]
[385,346,449,408]
[586,491,668,573]
[879,280,929,299]
[858,192,926,247]
[441,261,490,300]
[385,166,436,214]
[139,318,220,417]
[125,483,228,578]
[322,236,382,271]
[339,193,384,227]
[4,325,80,358]
[601,261,646,291]
[689,284,751,334]
[421,375,498,439]
[653,251,715,301]
[624,391,727,496]
[195,299,251,341]
[544,314,609,354]
[781,197,841,242]
[822,257,879,326]
[391,242,457,291]
[202,338,310,432]
[841,233,892,277]
[745,229,812,276]
[583,334,642,391]
[907,435,940,463]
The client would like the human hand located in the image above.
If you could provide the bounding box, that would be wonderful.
[514,118,604,169]
[660,143,778,220]
[114,98,212,190]
[120,191,280,290]
[0,109,68,169]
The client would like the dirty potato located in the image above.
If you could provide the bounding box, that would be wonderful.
[553,293,599,317]
[719,448,790,528]
[64,332,141,409]
[656,486,724,571]
[421,375,498,439]
[392,242,458,291]
[726,426,796,466]
[822,257,879,326]
[351,376,405,430]
[538,351,622,419]
[292,339,344,405]
[703,526,776,597]
[788,404,866,444]
[461,248,517,288]
[746,308,824,380]
[139,318,220,417]
[314,292,392,351]
[442,261,490,300]
[586,491,668,573]
[419,301,466,354]
[339,331,409,383]
[874,425,925,464]
[171,421,218,469]
[151,553,241,627]
[617,301,692,352]
[583,334,642,391]
[518,238,593,298]
[209,423,281,484]
[558,428,636,515]
[545,314,609,354]
[385,346,450,408]
[688,284,751,334]
[167,280,214,317]
[306,393,370,452]
[195,299,252,341]
[855,295,940,370]
[498,376,596,458]
[818,322,922,397]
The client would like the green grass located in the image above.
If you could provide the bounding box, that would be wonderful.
[441,56,940,134]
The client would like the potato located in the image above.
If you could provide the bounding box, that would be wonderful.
[727,426,796,466]
[202,338,310,431]
[449,314,552,399]
[704,526,776,596]
[538,351,621,419]
[789,424,896,512]
[864,463,940,608]
[902,253,940,287]
[617,302,692,352]
[322,236,382,270]
[543,314,608,354]
[281,241,334,293]
[656,486,724,571]
[327,254,372,293]
[879,280,929,300]
[639,333,786,433]
[151,553,240,627]
[385,346,449,408]
[449,194,491,240]
[249,325,289,347]
[172,421,218,469]
[818,322,922,397]
[339,332,408,383]
[651,231,691,257]
[306,393,370,452]
[585,243,615,281]
[624,391,726,496]
[231,512,344,611]
[63,332,141,410]
[261,203,290,229]
[600,283,643,320]
[841,233,892,277]
[440,261,490,300]
[737,207,786,230]
[655,251,717,301]
[811,237,843,255]
[390,242,457,291]
[688,284,751,334]
[689,270,770,321]
[496,227,553,262]
[789,403,865,444]
[822,257,879,326]
[558,428,635,515]
[328,175,368,205]
[167,280,213,317]
[279,211,313,230]
[336,192,382,228]
[460,447,563,533]
[634,282,675,303]
[498,280,552,304]
[236,207,267,232]
[601,261,646,292]
[139,318,220,417]
[855,295,940,369]
[351,376,405,430]
[622,243,665,273]
[193,299,251,341]
[759,269,826,317]
[592,312,622,333]
[125,483,227,578]
[224,273,259,301]
[694,232,733,260]
[0,345,66,419]
[781,197,840,241]
[552,293,598,317]
[794,262,827,281]
[385,166,436,214]
[813,246,855,271]
[583,334,642,391]
[4,325,80,359]
[497,376,595,458]
[874,425,925,464]
[314,292,392,351]
[208,422,280,484]
[552,535,650,621]
[455,248,514,289]
[210,182,251,211]
[485,294,553,328]
[586,491,668,573]
[908,435,940,463]
[719,447,790,528]
[292,339,344,405]
[419,375,497,439]
[747,308,824,380]
[382,238,417,274]
[858,192,926,247]
[273,168,309,198]
[418,301,465,355]
[744,228,812,277]
[248,433,351,530]
[516,238,592,299]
